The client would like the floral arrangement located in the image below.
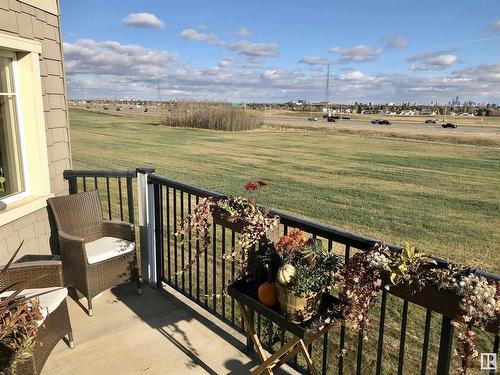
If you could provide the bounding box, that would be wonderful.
[340,242,500,375]
[273,231,341,321]
[0,242,49,374]
[176,181,279,281]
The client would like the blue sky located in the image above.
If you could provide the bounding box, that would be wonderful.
[61,0,500,103]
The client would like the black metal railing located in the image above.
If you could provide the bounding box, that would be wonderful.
[63,169,136,224]
[64,169,500,375]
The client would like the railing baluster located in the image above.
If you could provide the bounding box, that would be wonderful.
[397,300,409,375]
[436,316,454,375]
[126,177,134,224]
[338,244,350,375]
[94,177,98,190]
[188,193,192,297]
[221,227,226,319]
[196,195,200,303]
[180,191,185,292]
[83,177,87,192]
[231,229,235,325]
[356,329,364,375]
[118,177,124,221]
[166,187,171,284]
[420,309,432,375]
[375,290,388,375]
[173,188,178,288]
[204,202,208,309]
[106,177,112,220]
[212,223,217,312]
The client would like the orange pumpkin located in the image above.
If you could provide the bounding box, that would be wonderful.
[258,282,278,307]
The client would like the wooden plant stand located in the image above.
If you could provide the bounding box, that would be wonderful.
[228,278,342,375]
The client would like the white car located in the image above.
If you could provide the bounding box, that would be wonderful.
[308,117,318,121]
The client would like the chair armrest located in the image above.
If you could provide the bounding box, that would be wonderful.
[1,261,64,290]
[102,220,135,241]
[58,230,88,267]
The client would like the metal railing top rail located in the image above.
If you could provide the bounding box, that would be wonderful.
[63,169,137,179]
[148,173,500,282]
[63,167,156,180]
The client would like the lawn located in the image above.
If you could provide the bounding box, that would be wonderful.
[69,109,500,274]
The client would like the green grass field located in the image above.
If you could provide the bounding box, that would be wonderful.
[69,109,500,274]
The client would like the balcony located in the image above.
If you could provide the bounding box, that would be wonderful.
[43,284,296,374]
[39,169,500,374]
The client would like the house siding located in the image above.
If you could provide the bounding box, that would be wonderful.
[0,0,70,264]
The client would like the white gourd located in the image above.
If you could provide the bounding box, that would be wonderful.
[277,264,296,285]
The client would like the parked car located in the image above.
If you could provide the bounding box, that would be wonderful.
[425,119,437,124]
[442,123,457,128]
[371,119,380,124]
[327,116,336,122]
[379,120,391,125]
[308,117,318,121]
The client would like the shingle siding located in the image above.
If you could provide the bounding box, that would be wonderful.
[0,0,70,264]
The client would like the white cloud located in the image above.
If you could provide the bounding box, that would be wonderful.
[329,45,383,63]
[340,71,365,81]
[63,39,500,103]
[408,51,459,71]
[227,40,278,57]
[298,56,330,65]
[383,36,408,49]
[179,28,223,45]
[234,27,251,36]
[218,58,232,68]
[122,13,164,29]
[491,19,500,31]
[64,39,176,77]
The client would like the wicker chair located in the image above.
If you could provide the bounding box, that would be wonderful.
[48,190,140,316]
[0,260,73,375]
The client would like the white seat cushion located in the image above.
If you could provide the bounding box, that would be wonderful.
[0,287,68,323]
[85,236,135,264]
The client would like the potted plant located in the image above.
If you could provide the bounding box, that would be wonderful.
[0,242,58,374]
[273,230,341,323]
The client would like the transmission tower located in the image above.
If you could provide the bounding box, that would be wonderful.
[156,79,160,103]
[324,64,330,104]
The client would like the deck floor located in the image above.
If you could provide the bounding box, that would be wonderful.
[42,283,297,375]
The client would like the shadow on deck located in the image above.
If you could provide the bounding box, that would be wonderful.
[42,283,297,374]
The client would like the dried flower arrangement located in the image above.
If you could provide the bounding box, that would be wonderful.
[339,242,500,375]
[176,180,279,283]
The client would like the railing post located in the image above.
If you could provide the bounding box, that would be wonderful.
[66,174,78,194]
[436,315,454,375]
[136,167,156,285]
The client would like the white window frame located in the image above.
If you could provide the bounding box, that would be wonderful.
[0,50,30,205]
[0,32,52,226]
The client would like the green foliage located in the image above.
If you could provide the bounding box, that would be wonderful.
[284,241,341,297]
[388,242,437,285]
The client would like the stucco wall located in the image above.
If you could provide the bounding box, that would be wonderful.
[0,0,70,263]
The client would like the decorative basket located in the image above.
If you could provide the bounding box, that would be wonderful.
[211,206,280,243]
[212,206,246,232]
[276,284,321,323]
[381,272,499,335]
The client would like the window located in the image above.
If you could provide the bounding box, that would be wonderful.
[0,33,52,226]
[0,51,25,200]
